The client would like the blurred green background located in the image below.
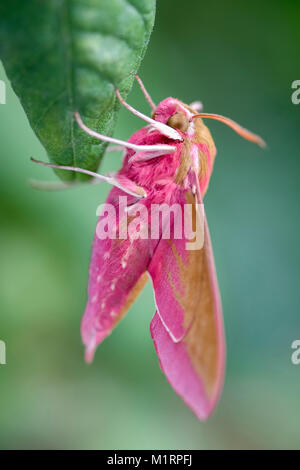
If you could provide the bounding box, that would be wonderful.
[0,0,300,450]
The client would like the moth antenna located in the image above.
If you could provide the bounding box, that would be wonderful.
[192,113,266,148]
[135,75,156,112]
[31,158,145,198]
[115,89,183,141]
[74,111,177,153]
[31,157,109,180]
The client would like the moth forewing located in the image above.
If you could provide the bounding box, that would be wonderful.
[32,76,264,420]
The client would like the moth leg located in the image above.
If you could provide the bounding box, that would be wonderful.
[115,89,183,141]
[128,149,174,165]
[111,174,147,198]
[31,158,146,198]
[135,75,156,112]
[74,112,177,154]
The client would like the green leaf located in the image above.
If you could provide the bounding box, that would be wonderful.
[0,0,156,180]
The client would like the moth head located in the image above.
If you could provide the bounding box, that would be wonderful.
[151,96,265,151]
[153,98,196,135]
[167,111,189,133]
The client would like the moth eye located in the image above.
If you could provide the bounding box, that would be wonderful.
[167,112,189,132]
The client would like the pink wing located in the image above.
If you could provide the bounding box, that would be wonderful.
[149,191,225,420]
[81,187,150,362]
